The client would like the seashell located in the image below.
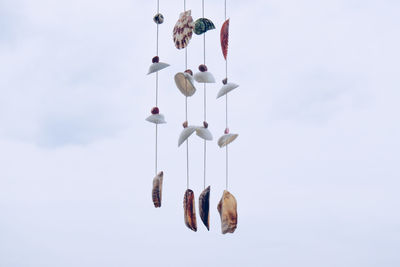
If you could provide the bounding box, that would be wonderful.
[217,83,239,99]
[173,10,194,50]
[174,72,196,97]
[217,190,237,234]
[196,127,213,141]
[220,19,230,60]
[184,189,197,232]
[147,62,170,75]
[153,13,164,24]
[194,18,215,35]
[199,186,211,230]
[178,126,197,147]
[146,114,166,124]
[218,133,239,148]
[152,171,163,208]
[194,71,216,83]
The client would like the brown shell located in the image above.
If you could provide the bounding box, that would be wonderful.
[173,10,194,50]
[152,172,163,208]
[220,19,230,60]
[184,189,197,231]
[199,186,211,230]
[217,190,237,234]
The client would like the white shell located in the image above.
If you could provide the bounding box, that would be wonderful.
[218,133,238,147]
[196,127,213,141]
[217,83,239,98]
[146,114,166,124]
[147,62,170,75]
[194,71,216,83]
[178,126,197,147]
[174,72,196,97]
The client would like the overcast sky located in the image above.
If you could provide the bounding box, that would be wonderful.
[1,0,400,266]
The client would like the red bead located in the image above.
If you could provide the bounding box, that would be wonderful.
[151,107,159,114]
[152,56,160,63]
[199,64,208,72]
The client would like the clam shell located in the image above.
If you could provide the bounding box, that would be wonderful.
[217,190,238,234]
[199,186,211,230]
[196,127,213,141]
[152,171,163,208]
[174,72,196,97]
[178,126,197,147]
[221,19,230,60]
[146,114,166,124]
[184,189,197,232]
[194,18,216,35]
[173,10,194,49]
[147,62,170,75]
[217,83,239,98]
[218,133,239,148]
[194,71,216,83]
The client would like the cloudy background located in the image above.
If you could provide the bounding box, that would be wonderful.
[1,0,399,266]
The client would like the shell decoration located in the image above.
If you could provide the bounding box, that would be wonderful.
[184,189,197,232]
[220,19,230,60]
[152,171,164,208]
[153,13,164,24]
[217,190,238,234]
[173,10,194,50]
[174,72,196,97]
[199,186,211,230]
[194,18,216,35]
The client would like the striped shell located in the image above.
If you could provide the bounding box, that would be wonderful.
[173,10,194,49]
[194,18,215,35]
[221,19,230,60]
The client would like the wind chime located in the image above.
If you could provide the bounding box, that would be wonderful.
[149,0,238,235]
[148,0,169,209]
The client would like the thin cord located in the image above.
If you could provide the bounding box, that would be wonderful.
[224,0,229,190]
[154,0,160,176]
[184,0,190,190]
[202,0,207,190]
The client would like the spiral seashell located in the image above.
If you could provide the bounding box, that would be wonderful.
[194,18,215,35]
[153,13,164,24]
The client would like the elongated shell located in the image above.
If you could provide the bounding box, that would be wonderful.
[218,133,238,148]
[173,10,194,49]
[220,19,230,60]
[147,62,170,75]
[152,171,163,208]
[146,114,166,124]
[178,126,197,147]
[196,127,213,141]
[217,83,239,99]
[199,186,211,230]
[194,18,215,35]
[184,189,197,232]
[174,72,196,97]
[217,190,237,234]
[194,71,216,83]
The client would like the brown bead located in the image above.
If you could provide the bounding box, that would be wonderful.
[182,121,188,128]
[184,69,193,76]
[199,64,208,72]
[151,107,160,115]
[203,121,209,128]
[222,78,228,85]
[152,56,160,63]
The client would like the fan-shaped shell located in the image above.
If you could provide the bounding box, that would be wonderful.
[194,18,215,35]
[194,71,216,83]
[178,126,197,147]
[147,62,170,75]
[196,127,213,141]
[174,72,196,97]
[218,133,239,148]
[220,19,230,60]
[217,82,239,98]
[146,114,166,124]
[173,10,194,49]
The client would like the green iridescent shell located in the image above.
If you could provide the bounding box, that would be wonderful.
[194,18,215,35]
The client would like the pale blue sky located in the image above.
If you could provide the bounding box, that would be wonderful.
[1,0,399,266]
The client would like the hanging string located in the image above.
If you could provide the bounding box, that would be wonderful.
[154,0,160,176]
[224,0,229,190]
[184,0,190,190]
[202,0,207,190]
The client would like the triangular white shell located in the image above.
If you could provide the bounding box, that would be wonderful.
[194,71,216,83]
[147,62,170,75]
[217,83,239,98]
[146,114,166,124]
[196,127,213,141]
[178,126,197,147]
[218,133,238,147]
[174,72,196,97]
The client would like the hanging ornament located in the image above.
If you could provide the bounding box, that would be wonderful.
[217,190,238,234]
[174,70,196,97]
[194,18,215,35]
[199,185,211,230]
[184,189,198,232]
[147,56,170,75]
[194,64,216,83]
[173,10,195,49]
[152,171,164,208]
[220,19,229,60]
